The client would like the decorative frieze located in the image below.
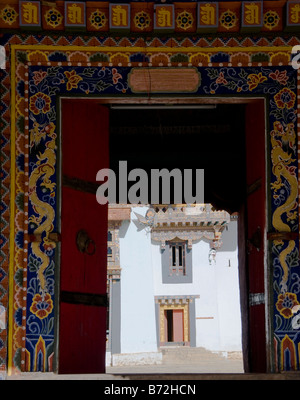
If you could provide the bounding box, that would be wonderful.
[87,2,109,32]
[109,3,130,31]
[108,205,131,222]
[134,204,230,250]
[155,295,200,305]
[42,2,64,30]
[1,1,299,32]
[131,2,153,33]
[107,267,121,282]
[154,4,175,32]
[197,2,218,32]
[65,1,86,29]
[19,0,41,28]
[286,0,300,28]
[241,1,263,31]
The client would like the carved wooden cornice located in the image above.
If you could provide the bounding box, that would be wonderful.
[108,205,131,223]
[135,204,230,249]
[155,295,200,305]
[107,267,121,281]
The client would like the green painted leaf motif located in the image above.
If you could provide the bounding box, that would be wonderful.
[28,253,42,273]
[14,268,23,287]
[47,86,60,97]
[13,348,22,370]
[96,80,113,92]
[238,69,248,79]
[286,247,299,268]
[81,68,97,77]
[89,53,109,62]
[225,80,237,90]
[206,68,219,79]
[16,51,27,64]
[16,116,24,134]
[15,192,24,212]
[44,260,55,278]
[47,105,56,121]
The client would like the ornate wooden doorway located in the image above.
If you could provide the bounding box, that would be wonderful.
[57,97,267,374]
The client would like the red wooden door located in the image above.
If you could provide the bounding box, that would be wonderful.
[58,99,109,374]
[173,309,184,342]
[245,101,267,372]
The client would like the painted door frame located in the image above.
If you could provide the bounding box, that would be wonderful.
[5,40,298,375]
[54,95,270,373]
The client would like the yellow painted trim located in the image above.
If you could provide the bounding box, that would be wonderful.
[8,46,16,376]
[11,44,294,54]
[160,304,189,343]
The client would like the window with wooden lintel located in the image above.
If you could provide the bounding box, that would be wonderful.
[169,242,186,276]
[161,240,192,284]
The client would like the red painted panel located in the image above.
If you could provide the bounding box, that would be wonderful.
[59,100,109,374]
[59,303,107,374]
[245,101,267,372]
[173,309,184,342]
[60,188,107,295]
[61,100,109,183]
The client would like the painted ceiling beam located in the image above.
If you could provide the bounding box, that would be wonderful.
[0,1,299,33]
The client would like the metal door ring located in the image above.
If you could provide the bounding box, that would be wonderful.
[85,238,96,255]
[76,229,96,255]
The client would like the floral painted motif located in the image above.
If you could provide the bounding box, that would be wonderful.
[276,293,300,319]
[30,293,53,320]
[32,70,48,86]
[216,72,228,85]
[64,70,83,91]
[247,72,267,91]
[29,92,51,115]
[274,87,296,109]
[269,70,289,86]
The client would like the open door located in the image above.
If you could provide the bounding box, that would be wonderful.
[58,99,109,374]
[173,309,184,343]
[245,101,267,372]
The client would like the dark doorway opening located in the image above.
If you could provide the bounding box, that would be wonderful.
[109,104,247,212]
[107,103,251,372]
[165,310,174,342]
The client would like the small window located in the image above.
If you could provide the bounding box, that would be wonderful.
[107,230,114,260]
[169,242,186,276]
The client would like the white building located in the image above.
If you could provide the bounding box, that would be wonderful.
[106,204,242,366]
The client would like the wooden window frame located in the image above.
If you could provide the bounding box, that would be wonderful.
[169,241,186,276]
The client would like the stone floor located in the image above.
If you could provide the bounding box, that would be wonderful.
[4,348,300,380]
[6,360,244,380]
